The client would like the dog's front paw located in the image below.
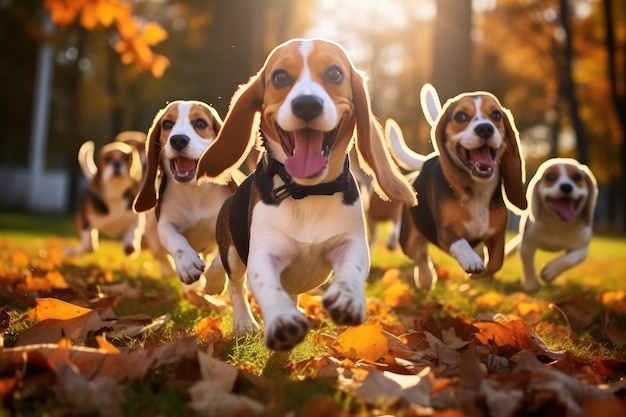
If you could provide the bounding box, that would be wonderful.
[459,252,485,275]
[174,251,205,284]
[264,312,310,351]
[540,261,563,283]
[450,240,485,275]
[322,284,366,326]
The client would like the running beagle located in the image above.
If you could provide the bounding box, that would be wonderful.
[196,38,416,350]
[68,139,144,256]
[133,100,241,294]
[389,85,527,291]
[505,158,598,292]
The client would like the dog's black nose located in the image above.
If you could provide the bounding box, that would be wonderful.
[560,183,573,194]
[291,95,323,121]
[170,135,190,151]
[474,123,494,139]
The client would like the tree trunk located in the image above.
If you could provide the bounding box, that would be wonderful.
[432,0,472,102]
[602,0,626,232]
[558,0,589,164]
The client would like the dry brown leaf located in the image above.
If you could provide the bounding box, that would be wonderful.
[17,309,108,345]
[188,351,264,416]
[54,363,122,417]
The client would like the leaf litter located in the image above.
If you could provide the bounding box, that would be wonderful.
[0,239,625,416]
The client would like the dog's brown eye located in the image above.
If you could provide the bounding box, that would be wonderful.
[162,120,173,131]
[454,112,468,123]
[272,69,292,88]
[572,171,583,183]
[324,65,344,84]
[545,172,557,182]
[195,119,208,129]
[491,110,502,121]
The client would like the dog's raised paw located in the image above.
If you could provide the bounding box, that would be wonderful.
[175,251,205,284]
[264,313,310,351]
[322,287,366,326]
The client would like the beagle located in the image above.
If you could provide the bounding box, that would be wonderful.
[389,86,527,291]
[133,100,241,293]
[68,139,144,256]
[195,38,417,350]
[505,158,598,292]
[114,130,147,168]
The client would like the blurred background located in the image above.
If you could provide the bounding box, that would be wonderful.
[0,0,624,233]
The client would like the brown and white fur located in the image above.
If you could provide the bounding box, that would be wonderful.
[505,158,597,292]
[195,38,416,350]
[115,130,147,168]
[389,86,527,291]
[69,140,144,256]
[133,100,242,294]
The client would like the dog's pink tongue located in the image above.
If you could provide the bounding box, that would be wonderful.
[548,198,577,222]
[284,129,327,179]
[176,156,197,172]
[470,146,495,170]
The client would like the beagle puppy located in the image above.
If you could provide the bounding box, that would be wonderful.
[114,130,147,168]
[196,38,416,350]
[133,100,241,293]
[505,158,598,292]
[69,139,144,256]
[389,86,527,291]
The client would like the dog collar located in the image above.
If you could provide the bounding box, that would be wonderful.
[266,156,352,201]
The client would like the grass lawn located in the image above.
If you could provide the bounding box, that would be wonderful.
[1,211,625,416]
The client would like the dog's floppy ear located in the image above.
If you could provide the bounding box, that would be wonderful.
[580,164,598,226]
[351,69,416,206]
[432,100,472,189]
[196,73,263,184]
[129,147,143,183]
[133,104,168,213]
[527,170,543,223]
[499,105,527,212]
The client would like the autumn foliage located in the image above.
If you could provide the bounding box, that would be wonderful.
[1,236,626,416]
[44,0,169,77]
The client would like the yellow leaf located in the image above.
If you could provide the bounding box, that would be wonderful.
[141,22,168,45]
[333,322,388,361]
[29,298,94,321]
[475,291,504,309]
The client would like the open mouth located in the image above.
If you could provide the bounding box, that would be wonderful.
[457,145,497,179]
[169,156,198,183]
[277,124,339,179]
[546,196,580,222]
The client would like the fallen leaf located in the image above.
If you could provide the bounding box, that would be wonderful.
[17,309,108,345]
[54,363,122,417]
[332,322,388,362]
[28,298,94,321]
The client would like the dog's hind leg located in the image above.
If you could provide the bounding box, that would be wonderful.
[203,253,227,295]
[226,249,259,334]
[541,247,588,283]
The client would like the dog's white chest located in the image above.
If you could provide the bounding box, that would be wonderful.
[461,187,496,240]
[249,194,367,294]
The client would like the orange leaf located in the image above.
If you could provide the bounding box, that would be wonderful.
[96,335,120,354]
[140,22,168,45]
[11,249,30,268]
[332,322,388,361]
[475,291,504,309]
[383,280,412,307]
[28,298,93,321]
